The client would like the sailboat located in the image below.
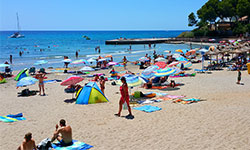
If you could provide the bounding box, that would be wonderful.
[9,13,24,38]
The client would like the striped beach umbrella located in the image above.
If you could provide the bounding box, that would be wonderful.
[72,59,87,64]
[177,61,192,68]
[155,61,167,69]
[0,64,10,68]
[153,67,176,77]
[62,59,72,63]
[80,66,95,72]
[139,57,149,62]
[117,74,144,87]
[155,57,167,62]
[108,62,118,66]
[167,61,179,67]
[144,65,159,72]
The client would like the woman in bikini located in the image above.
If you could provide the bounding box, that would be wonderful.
[115,77,133,117]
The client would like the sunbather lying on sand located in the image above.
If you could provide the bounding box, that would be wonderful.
[51,119,73,147]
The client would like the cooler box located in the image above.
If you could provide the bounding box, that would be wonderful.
[247,63,250,74]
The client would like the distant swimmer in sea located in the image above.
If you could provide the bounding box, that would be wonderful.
[75,50,78,59]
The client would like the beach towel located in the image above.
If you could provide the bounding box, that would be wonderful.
[0,113,26,123]
[151,92,167,97]
[52,140,93,150]
[133,105,162,112]
[156,97,172,101]
[165,95,185,99]
[137,100,161,104]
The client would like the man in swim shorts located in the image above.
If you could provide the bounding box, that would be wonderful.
[51,119,73,147]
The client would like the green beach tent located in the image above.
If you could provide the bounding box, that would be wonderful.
[14,68,29,81]
[75,82,108,105]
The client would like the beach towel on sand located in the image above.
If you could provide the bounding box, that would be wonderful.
[133,105,162,112]
[0,113,26,123]
[52,140,93,150]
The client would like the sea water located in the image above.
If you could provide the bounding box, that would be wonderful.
[0,30,202,71]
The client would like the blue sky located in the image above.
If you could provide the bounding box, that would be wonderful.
[0,0,208,31]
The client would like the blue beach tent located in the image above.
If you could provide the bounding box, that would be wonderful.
[76,82,109,105]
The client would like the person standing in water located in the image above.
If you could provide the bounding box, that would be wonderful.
[75,51,78,59]
[115,77,133,117]
[10,55,13,64]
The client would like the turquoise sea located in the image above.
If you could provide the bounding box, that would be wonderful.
[0,31,203,71]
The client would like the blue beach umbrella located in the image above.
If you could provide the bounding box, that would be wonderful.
[175,57,188,62]
[0,64,10,68]
[16,77,38,87]
[153,67,176,77]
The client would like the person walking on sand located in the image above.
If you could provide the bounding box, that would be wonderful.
[17,132,36,150]
[36,71,45,96]
[115,77,133,117]
[99,76,105,94]
[51,119,73,147]
[237,68,241,84]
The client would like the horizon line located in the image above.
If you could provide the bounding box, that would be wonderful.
[0,29,189,32]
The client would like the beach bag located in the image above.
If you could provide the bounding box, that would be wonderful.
[37,138,52,150]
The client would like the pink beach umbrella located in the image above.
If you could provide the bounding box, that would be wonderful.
[60,76,84,86]
[108,62,118,66]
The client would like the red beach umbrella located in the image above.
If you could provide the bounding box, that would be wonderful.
[155,61,167,69]
[60,76,84,86]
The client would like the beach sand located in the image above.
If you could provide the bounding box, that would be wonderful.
[0,63,250,150]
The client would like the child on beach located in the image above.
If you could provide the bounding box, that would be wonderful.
[36,71,46,96]
[99,76,105,94]
[17,132,36,150]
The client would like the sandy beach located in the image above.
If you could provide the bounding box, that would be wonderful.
[0,62,250,150]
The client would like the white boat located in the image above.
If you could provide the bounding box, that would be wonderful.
[9,13,24,38]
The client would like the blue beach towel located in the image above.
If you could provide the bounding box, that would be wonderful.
[133,105,162,113]
[0,113,26,123]
[52,140,93,150]
[182,98,201,102]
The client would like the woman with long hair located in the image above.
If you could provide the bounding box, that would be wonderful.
[115,77,133,117]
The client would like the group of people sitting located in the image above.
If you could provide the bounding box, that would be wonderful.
[142,76,176,89]
[18,119,72,150]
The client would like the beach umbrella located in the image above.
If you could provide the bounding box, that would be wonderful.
[0,64,10,68]
[144,65,159,72]
[167,61,179,67]
[16,77,38,87]
[34,60,48,65]
[164,50,171,53]
[60,76,84,86]
[175,49,183,53]
[185,50,196,56]
[62,59,72,63]
[175,56,188,62]
[153,68,176,77]
[139,57,149,62]
[199,48,209,53]
[108,62,118,66]
[80,66,95,72]
[172,53,182,59]
[117,74,144,87]
[141,70,154,79]
[105,55,113,58]
[177,61,192,68]
[72,59,87,64]
[155,61,167,69]
[155,57,167,62]
[209,46,215,51]
[98,58,107,62]
[87,58,96,63]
